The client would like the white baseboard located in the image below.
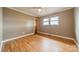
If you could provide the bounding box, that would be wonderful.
[2,33,34,43]
[38,31,74,40]
[38,31,78,47]
[0,33,34,52]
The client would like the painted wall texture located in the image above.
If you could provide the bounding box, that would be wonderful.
[37,8,75,39]
[75,8,79,46]
[3,8,35,40]
[0,7,2,47]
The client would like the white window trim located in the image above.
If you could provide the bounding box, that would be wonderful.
[43,18,49,25]
[42,16,59,26]
[50,16,59,25]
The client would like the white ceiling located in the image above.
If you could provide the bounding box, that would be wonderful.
[8,7,73,17]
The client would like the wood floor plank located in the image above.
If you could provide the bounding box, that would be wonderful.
[2,34,79,52]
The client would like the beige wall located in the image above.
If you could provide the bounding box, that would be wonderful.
[75,8,79,47]
[0,7,2,47]
[3,8,35,40]
[3,8,76,40]
[37,8,75,39]
[35,17,40,33]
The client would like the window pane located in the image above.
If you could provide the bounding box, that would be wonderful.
[50,16,59,21]
[50,16,59,25]
[43,22,49,25]
[50,21,59,25]
[43,18,49,22]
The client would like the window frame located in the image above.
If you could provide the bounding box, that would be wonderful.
[42,18,50,25]
[50,16,59,25]
[42,16,59,26]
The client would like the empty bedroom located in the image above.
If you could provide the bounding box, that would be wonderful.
[0,7,79,52]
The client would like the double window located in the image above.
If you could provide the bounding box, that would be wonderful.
[43,16,59,25]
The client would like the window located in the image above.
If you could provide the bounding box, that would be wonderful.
[50,16,59,25]
[43,18,49,25]
[42,16,59,25]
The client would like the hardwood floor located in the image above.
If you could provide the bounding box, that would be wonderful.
[2,34,79,52]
